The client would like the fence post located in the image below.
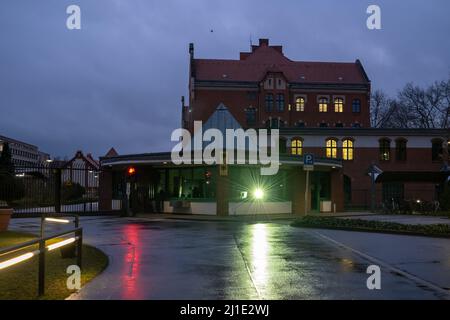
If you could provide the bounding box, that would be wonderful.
[76,228,83,270]
[40,215,45,238]
[38,239,46,296]
[54,168,62,213]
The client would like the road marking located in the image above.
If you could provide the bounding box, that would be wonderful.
[232,234,262,299]
[308,230,450,299]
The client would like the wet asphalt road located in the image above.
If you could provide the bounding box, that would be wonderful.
[9,217,450,300]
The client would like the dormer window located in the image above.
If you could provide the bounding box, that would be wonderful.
[276,94,285,112]
[265,94,274,112]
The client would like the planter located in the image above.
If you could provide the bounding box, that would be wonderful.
[0,208,13,232]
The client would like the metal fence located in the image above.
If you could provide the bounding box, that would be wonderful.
[0,214,82,296]
[1,162,122,217]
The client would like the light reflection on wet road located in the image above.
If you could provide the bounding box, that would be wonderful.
[9,217,450,300]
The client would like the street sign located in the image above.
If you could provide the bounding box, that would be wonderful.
[303,153,314,171]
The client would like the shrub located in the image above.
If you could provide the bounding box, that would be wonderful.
[292,216,450,238]
[61,182,85,201]
[439,187,450,211]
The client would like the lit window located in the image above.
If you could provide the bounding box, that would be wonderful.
[319,98,328,112]
[379,139,390,161]
[326,139,338,158]
[295,97,305,112]
[352,99,361,113]
[342,139,354,160]
[395,139,407,161]
[334,98,344,113]
[265,94,274,112]
[276,94,285,112]
[291,139,303,155]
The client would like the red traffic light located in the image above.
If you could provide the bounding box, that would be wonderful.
[127,167,136,176]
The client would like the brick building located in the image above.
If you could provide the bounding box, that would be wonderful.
[183,38,371,131]
[99,39,450,215]
[180,38,450,210]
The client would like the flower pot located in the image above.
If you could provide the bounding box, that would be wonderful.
[0,208,13,232]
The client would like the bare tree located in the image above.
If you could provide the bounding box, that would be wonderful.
[370,90,396,128]
[371,75,450,129]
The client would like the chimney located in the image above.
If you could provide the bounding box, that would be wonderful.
[189,43,194,58]
[259,38,269,46]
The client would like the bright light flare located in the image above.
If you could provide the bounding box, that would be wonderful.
[0,251,37,270]
[47,237,76,251]
[45,217,70,224]
[253,188,264,200]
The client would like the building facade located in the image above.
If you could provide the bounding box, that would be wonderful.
[183,38,371,131]
[99,39,450,215]
[0,135,50,167]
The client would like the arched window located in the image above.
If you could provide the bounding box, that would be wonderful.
[326,139,338,158]
[319,98,328,112]
[379,138,391,161]
[395,139,407,161]
[334,97,344,113]
[295,97,305,112]
[265,94,274,112]
[291,138,303,155]
[342,139,354,160]
[432,139,444,161]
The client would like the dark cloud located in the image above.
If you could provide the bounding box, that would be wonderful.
[1,0,449,158]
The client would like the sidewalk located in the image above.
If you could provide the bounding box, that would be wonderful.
[133,211,377,222]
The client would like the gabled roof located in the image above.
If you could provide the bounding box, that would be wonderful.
[104,147,119,158]
[193,39,370,84]
[64,150,100,170]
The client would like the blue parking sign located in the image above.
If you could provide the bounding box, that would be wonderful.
[304,154,314,166]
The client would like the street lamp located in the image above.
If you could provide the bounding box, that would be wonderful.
[253,188,264,200]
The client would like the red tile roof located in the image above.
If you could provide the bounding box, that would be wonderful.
[194,39,369,84]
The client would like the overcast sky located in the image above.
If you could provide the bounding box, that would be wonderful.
[1,0,449,158]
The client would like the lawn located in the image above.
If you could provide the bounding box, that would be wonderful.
[0,231,108,300]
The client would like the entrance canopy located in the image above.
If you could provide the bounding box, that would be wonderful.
[100,152,343,170]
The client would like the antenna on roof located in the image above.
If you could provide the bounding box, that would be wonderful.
[249,34,253,47]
